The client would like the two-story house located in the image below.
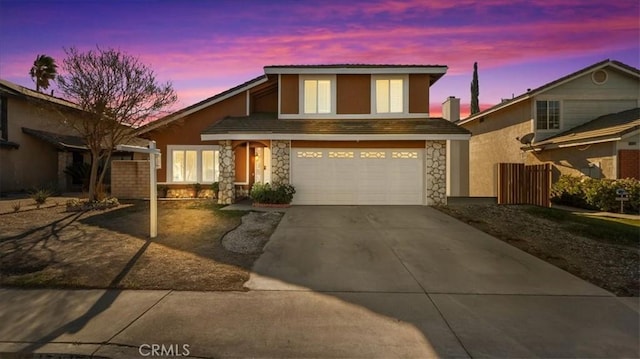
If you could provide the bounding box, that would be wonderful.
[457,59,640,197]
[0,79,146,194]
[0,79,91,193]
[136,64,471,205]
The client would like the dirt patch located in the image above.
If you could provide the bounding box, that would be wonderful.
[437,205,639,297]
[0,200,277,291]
[222,211,284,254]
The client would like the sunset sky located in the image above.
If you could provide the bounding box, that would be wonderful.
[1,0,638,117]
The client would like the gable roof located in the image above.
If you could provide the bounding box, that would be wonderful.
[201,113,470,141]
[458,59,640,126]
[135,74,268,135]
[138,63,449,134]
[527,108,640,150]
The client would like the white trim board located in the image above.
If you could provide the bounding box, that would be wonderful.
[201,133,471,141]
[265,67,447,75]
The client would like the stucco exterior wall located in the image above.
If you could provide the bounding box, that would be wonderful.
[0,96,85,192]
[463,99,532,197]
[534,66,639,141]
[447,140,469,197]
[526,142,616,180]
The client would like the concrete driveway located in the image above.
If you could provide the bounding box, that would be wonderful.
[245,206,638,357]
[1,206,638,358]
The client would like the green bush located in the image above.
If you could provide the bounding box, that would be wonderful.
[551,175,639,213]
[192,183,202,197]
[550,175,589,208]
[157,185,169,198]
[250,183,296,204]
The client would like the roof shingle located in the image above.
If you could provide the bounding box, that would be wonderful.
[531,108,640,148]
[202,113,470,136]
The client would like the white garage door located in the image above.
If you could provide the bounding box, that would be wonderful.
[291,148,424,205]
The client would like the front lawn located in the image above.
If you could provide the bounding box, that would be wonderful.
[0,200,271,291]
[525,206,639,246]
[437,204,639,296]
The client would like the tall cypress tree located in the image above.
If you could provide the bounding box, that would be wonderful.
[470,62,480,115]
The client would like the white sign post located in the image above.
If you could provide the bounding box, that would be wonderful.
[116,140,160,238]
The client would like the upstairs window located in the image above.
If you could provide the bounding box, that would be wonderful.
[375,78,404,113]
[536,100,560,130]
[303,79,332,114]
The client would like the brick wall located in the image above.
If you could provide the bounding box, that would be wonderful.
[111,160,150,199]
[618,150,640,179]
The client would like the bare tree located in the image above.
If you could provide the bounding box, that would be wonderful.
[56,47,177,201]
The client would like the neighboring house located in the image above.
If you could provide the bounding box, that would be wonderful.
[456,59,640,197]
[0,79,139,194]
[136,64,471,205]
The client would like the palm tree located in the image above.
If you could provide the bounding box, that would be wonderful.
[29,54,58,92]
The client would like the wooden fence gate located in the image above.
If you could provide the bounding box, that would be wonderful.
[497,163,552,207]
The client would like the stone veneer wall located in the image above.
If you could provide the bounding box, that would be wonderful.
[426,140,447,205]
[218,140,235,204]
[270,140,290,184]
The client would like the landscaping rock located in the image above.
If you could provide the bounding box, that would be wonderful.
[222,211,283,254]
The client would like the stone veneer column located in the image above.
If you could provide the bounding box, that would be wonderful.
[217,140,235,204]
[425,140,447,205]
[270,140,290,184]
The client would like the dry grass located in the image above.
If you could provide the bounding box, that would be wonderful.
[437,204,639,297]
[0,200,264,291]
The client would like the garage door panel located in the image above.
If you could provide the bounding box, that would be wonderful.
[291,148,423,205]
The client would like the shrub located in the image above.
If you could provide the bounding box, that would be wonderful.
[550,175,589,209]
[193,183,202,198]
[157,185,169,198]
[211,182,219,193]
[551,175,639,213]
[250,183,296,204]
[64,162,91,190]
[12,201,21,213]
[66,197,120,212]
[29,188,52,208]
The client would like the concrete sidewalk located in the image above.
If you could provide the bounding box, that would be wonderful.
[1,206,638,358]
[0,288,637,358]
